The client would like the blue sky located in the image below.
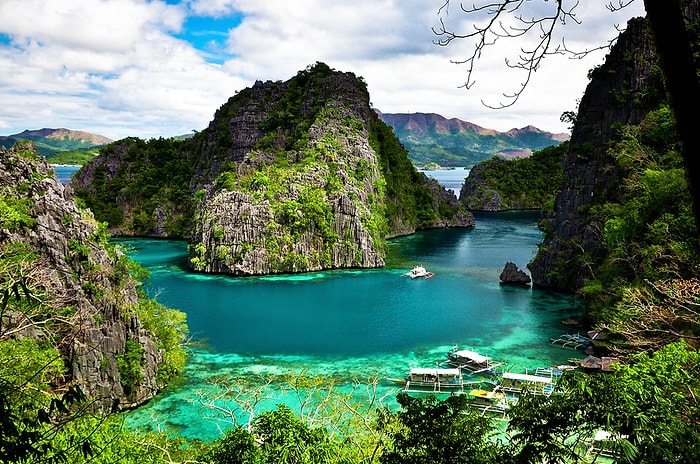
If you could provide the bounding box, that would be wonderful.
[0,0,645,140]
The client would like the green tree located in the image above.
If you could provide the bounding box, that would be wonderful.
[506,341,700,463]
[377,393,504,464]
[253,404,336,464]
[202,426,264,464]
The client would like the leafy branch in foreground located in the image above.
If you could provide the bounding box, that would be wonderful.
[376,392,503,464]
[606,278,700,353]
[507,341,700,463]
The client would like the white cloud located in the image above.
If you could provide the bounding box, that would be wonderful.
[0,0,244,138]
[0,0,183,52]
[0,0,647,139]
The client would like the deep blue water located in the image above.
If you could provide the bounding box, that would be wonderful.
[121,209,584,440]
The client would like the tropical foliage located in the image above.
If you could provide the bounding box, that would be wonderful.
[579,106,700,343]
[370,118,442,229]
[74,136,196,236]
[506,341,700,463]
[461,142,566,210]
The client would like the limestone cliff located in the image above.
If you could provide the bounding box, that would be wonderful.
[0,142,174,410]
[74,63,473,276]
[187,64,472,275]
[527,16,664,291]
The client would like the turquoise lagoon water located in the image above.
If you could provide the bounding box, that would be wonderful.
[121,210,585,440]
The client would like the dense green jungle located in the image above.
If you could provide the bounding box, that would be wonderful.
[3,13,700,464]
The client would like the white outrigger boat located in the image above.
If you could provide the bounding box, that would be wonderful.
[445,346,503,374]
[388,367,468,394]
[498,372,557,396]
[402,265,435,279]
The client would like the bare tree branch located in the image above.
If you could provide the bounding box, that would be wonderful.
[433,0,638,107]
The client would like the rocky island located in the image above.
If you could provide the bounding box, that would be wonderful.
[74,62,473,276]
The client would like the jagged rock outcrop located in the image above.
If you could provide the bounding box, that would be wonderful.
[0,143,166,410]
[527,15,665,291]
[499,262,531,286]
[187,65,473,275]
[74,63,473,276]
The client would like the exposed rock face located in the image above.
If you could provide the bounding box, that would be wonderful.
[0,143,164,410]
[499,262,531,286]
[185,64,473,275]
[527,16,664,291]
[73,64,473,276]
[460,162,506,211]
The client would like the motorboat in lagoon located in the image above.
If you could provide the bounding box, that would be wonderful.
[445,346,503,374]
[402,265,435,279]
[466,388,512,418]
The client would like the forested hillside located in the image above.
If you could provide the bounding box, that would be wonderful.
[459,142,566,211]
[378,111,568,167]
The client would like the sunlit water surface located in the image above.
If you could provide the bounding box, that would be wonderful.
[120,204,583,440]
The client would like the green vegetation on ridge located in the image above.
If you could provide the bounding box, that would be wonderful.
[578,106,700,345]
[462,142,566,210]
[75,136,196,236]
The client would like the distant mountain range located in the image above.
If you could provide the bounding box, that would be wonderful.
[0,115,569,168]
[377,112,569,167]
[0,128,113,158]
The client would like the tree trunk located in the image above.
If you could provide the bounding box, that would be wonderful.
[644,0,700,235]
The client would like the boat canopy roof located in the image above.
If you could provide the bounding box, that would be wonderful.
[453,350,490,363]
[502,372,553,383]
[409,367,461,376]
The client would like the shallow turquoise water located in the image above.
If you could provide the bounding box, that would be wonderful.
[121,211,585,440]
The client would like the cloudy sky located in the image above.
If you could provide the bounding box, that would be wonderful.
[0,0,646,140]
